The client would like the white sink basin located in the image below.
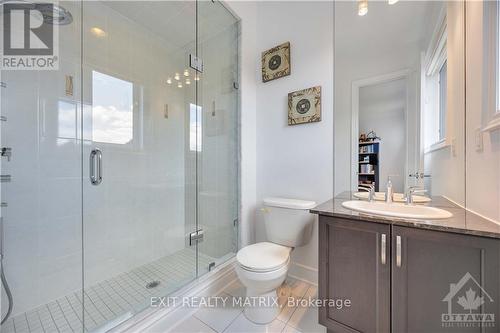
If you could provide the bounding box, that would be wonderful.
[353,192,431,203]
[342,200,453,220]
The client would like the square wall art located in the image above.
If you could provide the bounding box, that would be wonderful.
[261,42,291,82]
[288,86,321,125]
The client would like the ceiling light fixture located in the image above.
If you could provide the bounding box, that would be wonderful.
[358,0,368,16]
[388,0,399,4]
[174,73,180,81]
[90,27,106,38]
[166,78,172,84]
[185,79,191,85]
[177,82,183,88]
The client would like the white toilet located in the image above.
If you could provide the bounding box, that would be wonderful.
[236,197,316,324]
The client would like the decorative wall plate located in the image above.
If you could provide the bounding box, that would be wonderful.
[261,42,291,82]
[288,86,321,125]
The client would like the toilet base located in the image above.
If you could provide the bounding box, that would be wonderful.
[243,288,281,324]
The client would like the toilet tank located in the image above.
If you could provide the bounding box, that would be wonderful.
[262,197,316,247]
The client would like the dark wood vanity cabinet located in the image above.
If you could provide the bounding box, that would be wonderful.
[319,216,500,333]
[392,226,499,333]
[318,217,391,333]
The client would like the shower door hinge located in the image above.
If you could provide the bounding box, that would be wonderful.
[189,229,204,246]
[189,54,204,73]
[233,82,239,90]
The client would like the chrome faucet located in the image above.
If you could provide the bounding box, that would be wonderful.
[405,186,427,205]
[359,184,375,202]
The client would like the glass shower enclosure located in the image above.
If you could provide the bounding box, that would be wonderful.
[0,1,239,332]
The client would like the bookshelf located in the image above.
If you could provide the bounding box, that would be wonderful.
[358,141,380,191]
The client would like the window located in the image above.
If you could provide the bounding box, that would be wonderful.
[58,100,77,139]
[189,104,202,152]
[92,71,134,144]
[422,7,447,150]
[438,61,447,141]
[57,101,94,141]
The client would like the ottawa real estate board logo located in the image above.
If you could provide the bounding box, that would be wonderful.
[442,272,495,328]
[1,2,59,70]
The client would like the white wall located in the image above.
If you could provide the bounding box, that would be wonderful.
[228,2,333,282]
[251,1,334,284]
[226,1,258,248]
[359,79,407,193]
[464,1,500,223]
[423,2,466,204]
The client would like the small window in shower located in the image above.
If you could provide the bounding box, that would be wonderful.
[190,103,202,152]
[92,71,134,144]
[58,100,77,139]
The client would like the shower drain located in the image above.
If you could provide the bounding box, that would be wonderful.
[145,280,161,289]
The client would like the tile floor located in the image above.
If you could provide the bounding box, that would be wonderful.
[1,249,213,333]
[167,277,326,333]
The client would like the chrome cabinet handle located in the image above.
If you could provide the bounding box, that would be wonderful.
[381,233,386,265]
[90,149,102,185]
[396,235,402,267]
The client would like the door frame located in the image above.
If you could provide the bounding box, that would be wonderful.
[351,68,416,193]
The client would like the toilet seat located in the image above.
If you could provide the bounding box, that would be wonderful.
[237,242,291,273]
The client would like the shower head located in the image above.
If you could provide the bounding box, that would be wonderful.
[37,2,73,25]
[0,0,73,25]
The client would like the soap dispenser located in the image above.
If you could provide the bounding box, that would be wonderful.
[385,176,393,203]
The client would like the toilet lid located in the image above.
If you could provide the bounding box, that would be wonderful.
[237,242,291,272]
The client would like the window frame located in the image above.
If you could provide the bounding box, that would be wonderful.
[438,60,447,142]
[423,6,448,151]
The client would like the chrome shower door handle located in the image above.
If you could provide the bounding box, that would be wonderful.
[90,149,102,185]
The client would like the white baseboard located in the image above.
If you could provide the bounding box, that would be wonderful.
[288,262,318,286]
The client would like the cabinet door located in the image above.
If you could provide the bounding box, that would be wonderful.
[392,226,500,333]
[319,216,391,333]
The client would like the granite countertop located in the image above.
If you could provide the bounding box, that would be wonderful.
[310,192,500,239]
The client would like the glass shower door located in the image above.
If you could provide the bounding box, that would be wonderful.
[81,1,197,331]
[196,1,239,275]
[0,2,84,332]
[0,1,239,332]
